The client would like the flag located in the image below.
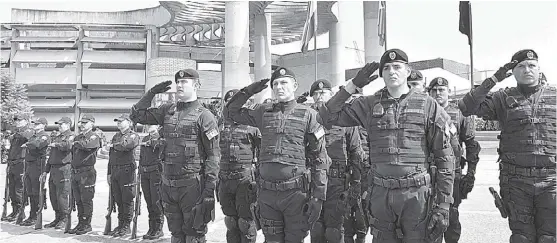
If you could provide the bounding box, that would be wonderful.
[378,1,387,47]
[301,1,317,53]
[459,1,472,45]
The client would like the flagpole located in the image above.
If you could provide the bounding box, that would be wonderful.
[469,2,474,90]
[314,1,318,82]
[384,1,387,51]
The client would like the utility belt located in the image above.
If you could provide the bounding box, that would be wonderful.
[139,164,161,173]
[219,162,253,171]
[218,169,253,180]
[328,163,347,179]
[371,173,431,189]
[258,170,309,192]
[161,174,199,187]
[71,165,95,174]
[500,163,556,177]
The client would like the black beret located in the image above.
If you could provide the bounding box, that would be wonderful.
[427,77,449,92]
[175,69,199,82]
[408,70,423,81]
[224,89,239,101]
[511,49,538,65]
[379,49,409,77]
[309,79,332,96]
[270,67,296,87]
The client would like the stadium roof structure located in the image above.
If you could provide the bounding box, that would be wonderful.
[158,1,338,47]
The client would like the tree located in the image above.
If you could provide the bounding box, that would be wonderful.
[1,73,33,163]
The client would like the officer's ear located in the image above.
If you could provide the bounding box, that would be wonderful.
[405,64,412,79]
[194,79,201,91]
[293,79,299,91]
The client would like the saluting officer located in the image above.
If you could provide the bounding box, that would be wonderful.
[318,49,456,242]
[225,67,330,243]
[130,69,220,243]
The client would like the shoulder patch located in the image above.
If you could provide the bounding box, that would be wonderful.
[205,128,219,140]
[69,135,75,141]
[130,134,137,138]
[41,136,48,140]
[90,135,97,140]
[314,127,325,139]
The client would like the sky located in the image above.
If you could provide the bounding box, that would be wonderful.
[0,0,555,85]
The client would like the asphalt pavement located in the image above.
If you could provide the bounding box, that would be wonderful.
[0,131,512,242]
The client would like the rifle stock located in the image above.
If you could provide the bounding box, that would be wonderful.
[131,171,141,239]
[103,180,115,235]
[64,173,74,233]
[2,166,9,220]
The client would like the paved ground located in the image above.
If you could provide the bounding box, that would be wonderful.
[0,131,512,242]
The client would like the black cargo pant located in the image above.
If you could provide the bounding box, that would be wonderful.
[257,178,311,243]
[218,169,257,243]
[49,164,71,215]
[367,173,431,243]
[345,165,370,243]
[110,164,136,223]
[71,166,96,219]
[7,160,24,208]
[140,164,163,220]
[160,175,205,241]
[436,168,462,243]
[500,167,556,243]
[311,177,347,243]
[24,160,43,216]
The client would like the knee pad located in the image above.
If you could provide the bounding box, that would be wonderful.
[325,227,344,242]
[225,216,239,230]
[510,234,532,243]
[185,235,206,243]
[238,217,257,236]
[538,235,556,243]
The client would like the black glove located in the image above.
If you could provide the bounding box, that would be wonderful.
[427,207,450,241]
[193,197,215,230]
[149,80,173,94]
[303,198,323,227]
[353,62,380,88]
[243,79,270,96]
[460,173,475,199]
[296,92,309,103]
[492,61,518,83]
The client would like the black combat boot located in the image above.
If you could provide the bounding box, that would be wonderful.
[113,220,131,237]
[110,219,124,236]
[20,196,38,226]
[149,215,164,239]
[143,219,155,239]
[4,206,22,222]
[67,215,84,234]
[75,215,92,235]
[54,214,67,229]
[44,211,61,228]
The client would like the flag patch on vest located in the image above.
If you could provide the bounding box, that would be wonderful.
[206,128,219,140]
[445,123,457,137]
[314,127,325,139]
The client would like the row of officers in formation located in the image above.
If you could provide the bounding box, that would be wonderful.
[1,48,554,243]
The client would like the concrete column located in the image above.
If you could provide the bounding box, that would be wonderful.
[364,1,383,63]
[253,13,272,103]
[224,1,251,95]
[329,2,345,87]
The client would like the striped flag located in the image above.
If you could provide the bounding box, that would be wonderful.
[301,0,318,53]
[378,1,387,46]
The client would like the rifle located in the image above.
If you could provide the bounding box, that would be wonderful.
[2,165,9,220]
[16,152,27,224]
[489,187,508,218]
[64,172,75,233]
[103,177,116,235]
[131,171,142,239]
[35,161,46,230]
